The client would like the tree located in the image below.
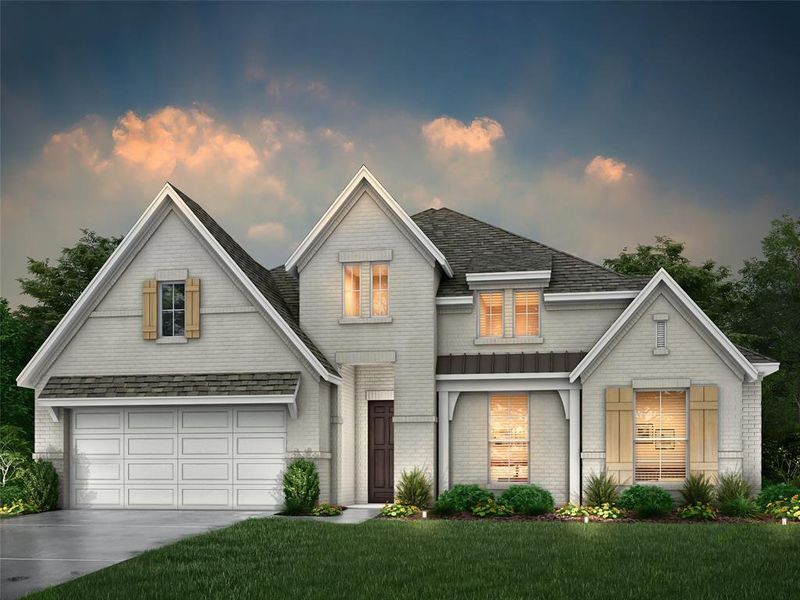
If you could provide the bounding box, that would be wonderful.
[734,216,800,435]
[603,235,737,329]
[0,300,36,436]
[0,425,32,486]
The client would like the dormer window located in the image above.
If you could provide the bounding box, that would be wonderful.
[160,282,185,337]
[514,291,540,337]
[479,292,504,337]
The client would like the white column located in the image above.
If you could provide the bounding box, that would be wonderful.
[437,391,450,494]
[569,389,581,504]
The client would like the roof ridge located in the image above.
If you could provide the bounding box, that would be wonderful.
[415,206,638,282]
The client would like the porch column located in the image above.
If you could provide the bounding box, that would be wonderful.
[437,391,450,494]
[569,389,581,504]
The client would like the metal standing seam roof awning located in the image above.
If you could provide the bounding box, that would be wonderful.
[38,372,302,421]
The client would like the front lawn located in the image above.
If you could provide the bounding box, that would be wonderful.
[28,519,798,599]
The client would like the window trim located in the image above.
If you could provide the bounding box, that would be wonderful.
[477,290,505,339]
[342,263,362,319]
[633,388,688,484]
[512,289,542,338]
[157,280,186,340]
[370,262,390,318]
[488,392,530,486]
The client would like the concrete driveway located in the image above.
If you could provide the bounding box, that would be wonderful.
[0,509,273,599]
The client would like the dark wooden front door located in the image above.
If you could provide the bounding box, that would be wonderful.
[368,401,394,503]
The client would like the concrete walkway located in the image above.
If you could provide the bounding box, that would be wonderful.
[279,504,382,524]
[0,509,274,600]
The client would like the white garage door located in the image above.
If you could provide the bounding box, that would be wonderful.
[70,406,286,509]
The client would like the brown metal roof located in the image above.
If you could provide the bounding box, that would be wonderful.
[436,352,587,375]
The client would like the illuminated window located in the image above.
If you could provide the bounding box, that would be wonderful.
[371,263,389,316]
[514,290,540,337]
[634,390,687,482]
[343,264,361,317]
[489,394,529,483]
[479,292,504,337]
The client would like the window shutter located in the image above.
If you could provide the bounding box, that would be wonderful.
[185,278,201,339]
[142,280,158,340]
[605,387,633,485]
[689,385,718,479]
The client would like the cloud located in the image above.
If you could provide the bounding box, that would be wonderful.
[320,128,354,152]
[44,126,110,173]
[247,221,289,240]
[584,155,631,183]
[422,116,505,153]
[112,107,260,177]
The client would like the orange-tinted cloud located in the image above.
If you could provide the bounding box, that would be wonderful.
[422,116,504,153]
[247,221,289,240]
[584,155,631,183]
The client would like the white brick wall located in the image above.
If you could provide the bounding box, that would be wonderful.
[449,391,569,504]
[354,364,394,503]
[582,290,747,490]
[333,365,356,505]
[742,381,762,491]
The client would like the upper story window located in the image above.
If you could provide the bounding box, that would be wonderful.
[489,393,529,483]
[479,291,504,337]
[371,263,389,317]
[160,282,185,337]
[343,264,361,317]
[514,291,540,337]
[634,390,687,482]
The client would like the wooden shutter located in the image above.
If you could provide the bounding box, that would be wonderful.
[689,385,718,479]
[142,280,158,340]
[606,387,633,485]
[185,278,201,339]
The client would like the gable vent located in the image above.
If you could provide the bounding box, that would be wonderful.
[656,320,667,348]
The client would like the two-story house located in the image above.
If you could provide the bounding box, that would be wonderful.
[17,166,779,509]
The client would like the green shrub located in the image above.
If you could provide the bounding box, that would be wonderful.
[618,485,674,518]
[0,499,40,517]
[718,496,757,518]
[680,473,715,506]
[585,472,618,507]
[498,484,554,515]
[380,503,420,518]
[678,502,717,521]
[20,460,58,511]
[282,458,320,515]
[311,503,344,517]
[0,485,25,507]
[471,498,513,517]
[395,467,432,508]
[588,503,622,520]
[434,484,493,515]
[756,483,800,511]
[764,494,800,521]
[555,502,590,517]
[715,472,752,505]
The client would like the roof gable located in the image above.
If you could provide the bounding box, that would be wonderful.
[569,268,759,383]
[285,166,453,277]
[17,183,339,389]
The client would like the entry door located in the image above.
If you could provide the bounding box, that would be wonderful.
[368,401,394,503]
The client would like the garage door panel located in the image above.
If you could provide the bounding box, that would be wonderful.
[180,434,232,457]
[125,434,177,458]
[73,436,122,458]
[234,408,285,431]
[73,486,123,508]
[234,433,286,457]
[179,409,232,432]
[73,460,123,483]
[179,486,233,509]
[125,409,177,433]
[234,459,283,484]
[126,460,177,483]
[126,486,177,508]
[180,460,232,484]
[73,409,123,433]
[235,487,282,509]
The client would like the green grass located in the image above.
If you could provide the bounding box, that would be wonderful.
[28,519,799,599]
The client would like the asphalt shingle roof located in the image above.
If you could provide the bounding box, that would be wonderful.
[171,187,338,377]
[41,372,301,398]
[411,207,649,296]
[735,345,776,364]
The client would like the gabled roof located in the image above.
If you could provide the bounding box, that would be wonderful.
[285,166,453,277]
[411,207,648,296]
[569,269,760,383]
[17,183,340,389]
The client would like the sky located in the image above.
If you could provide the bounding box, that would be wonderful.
[2,2,798,307]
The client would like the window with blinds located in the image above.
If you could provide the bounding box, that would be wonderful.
[479,291,504,337]
[514,290,540,336]
[489,394,529,483]
[371,263,389,316]
[343,264,361,317]
[635,390,687,482]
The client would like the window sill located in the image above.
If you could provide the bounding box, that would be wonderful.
[338,316,393,325]
[653,348,670,356]
[156,336,188,344]
[474,336,543,345]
